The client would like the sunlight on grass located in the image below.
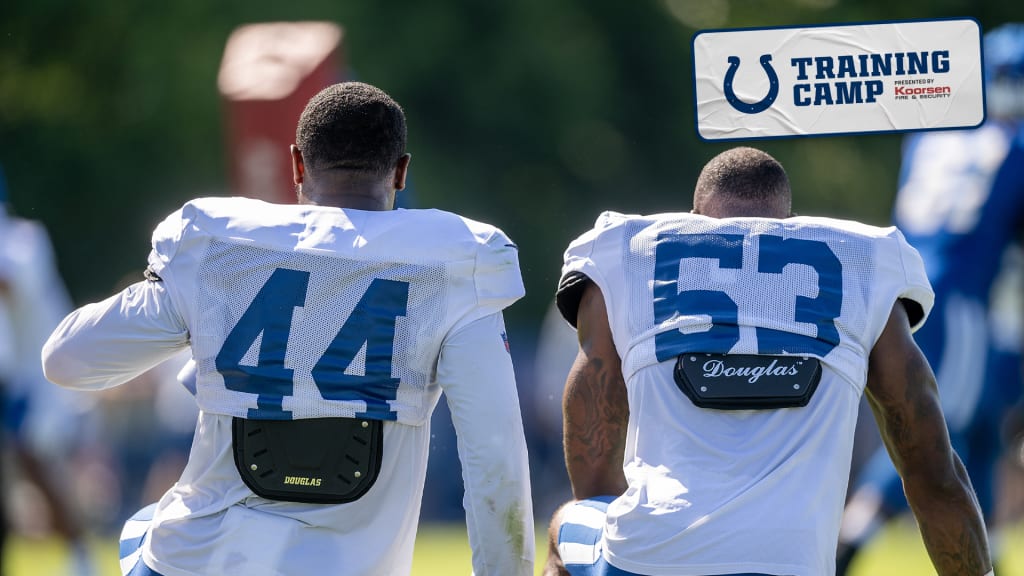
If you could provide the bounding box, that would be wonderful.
[4,521,1022,575]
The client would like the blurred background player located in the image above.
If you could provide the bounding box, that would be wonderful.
[0,165,96,575]
[837,23,1024,575]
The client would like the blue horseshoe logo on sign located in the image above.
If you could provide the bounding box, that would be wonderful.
[723,55,779,114]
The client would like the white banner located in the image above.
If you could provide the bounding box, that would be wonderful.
[692,19,985,141]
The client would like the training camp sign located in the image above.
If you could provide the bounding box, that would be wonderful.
[692,18,985,141]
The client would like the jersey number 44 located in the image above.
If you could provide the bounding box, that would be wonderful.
[215,267,410,421]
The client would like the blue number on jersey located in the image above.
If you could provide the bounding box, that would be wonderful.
[755,235,842,356]
[653,233,745,356]
[654,233,843,361]
[216,268,308,418]
[311,278,409,421]
[216,268,410,420]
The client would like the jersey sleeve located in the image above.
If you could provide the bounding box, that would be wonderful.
[436,311,534,576]
[145,202,206,330]
[451,225,525,333]
[893,228,935,332]
[41,279,190,390]
[42,204,194,391]
[147,205,189,278]
[556,212,627,328]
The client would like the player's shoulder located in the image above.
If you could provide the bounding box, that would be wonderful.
[181,195,250,212]
[152,198,519,268]
[149,197,307,269]
[396,207,513,247]
[152,196,262,239]
[569,211,903,243]
[595,209,725,230]
[398,209,524,309]
[789,214,931,305]
[784,215,905,241]
[364,208,518,270]
[590,210,668,231]
[179,196,281,230]
[567,210,670,244]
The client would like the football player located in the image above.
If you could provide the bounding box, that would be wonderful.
[0,166,95,576]
[42,82,534,576]
[543,147,991,576]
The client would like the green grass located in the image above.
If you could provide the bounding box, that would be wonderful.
[6,521,1024,575]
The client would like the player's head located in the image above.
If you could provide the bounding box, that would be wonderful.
[291,82,410,208]
[692,147,792,219]
[985,23,1024,119]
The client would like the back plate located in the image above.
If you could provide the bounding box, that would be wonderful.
[673,353,822,410]
[232,417,383,504]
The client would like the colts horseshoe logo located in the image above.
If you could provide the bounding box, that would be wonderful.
[723,55,780,114]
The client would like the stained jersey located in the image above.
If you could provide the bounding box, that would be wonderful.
[557,211,933,576]
[43,197,533,576]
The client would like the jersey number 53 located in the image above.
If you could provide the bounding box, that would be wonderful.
[652,233,843,361]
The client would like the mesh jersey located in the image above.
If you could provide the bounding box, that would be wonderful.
[558,211,933,576]
[62,197,534,576]
[148,197,523,425]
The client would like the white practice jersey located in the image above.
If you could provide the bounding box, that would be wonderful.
[0,207,89,456]
[0,208,73,386]
[43,197,534,576]
[558,211,933,576]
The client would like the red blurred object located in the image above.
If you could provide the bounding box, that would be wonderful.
[218,21,346,203]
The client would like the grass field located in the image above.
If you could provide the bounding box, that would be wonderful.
[6,521,1024,575]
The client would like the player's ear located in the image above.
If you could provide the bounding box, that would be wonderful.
[290,145,305,185]
[393,153,411,191]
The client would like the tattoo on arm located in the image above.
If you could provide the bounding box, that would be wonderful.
[564,355,628,498]
[562,282,629,500]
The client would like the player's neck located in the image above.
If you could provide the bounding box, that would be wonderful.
[300,193,394,211]
[297,177,396,211]
[695,198,790,219]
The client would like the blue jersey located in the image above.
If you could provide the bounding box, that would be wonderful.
[893,121,1024,433]
[895,121,1024,302]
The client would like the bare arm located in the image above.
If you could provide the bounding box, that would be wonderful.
[563,280,628,500]
[865,301,991,576]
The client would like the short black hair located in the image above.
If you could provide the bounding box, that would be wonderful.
[694,147,791,211]
[295,82,407,176]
